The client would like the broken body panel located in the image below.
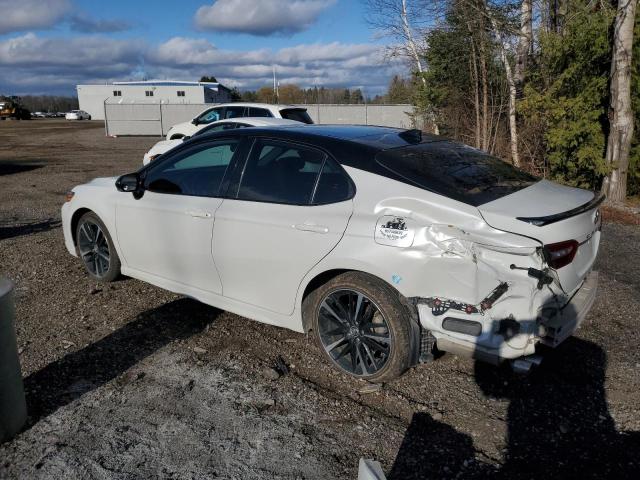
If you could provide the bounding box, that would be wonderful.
[322,167,601,364]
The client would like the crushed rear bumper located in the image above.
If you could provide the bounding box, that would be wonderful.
[416,269,599,365]
[539,270,598,347]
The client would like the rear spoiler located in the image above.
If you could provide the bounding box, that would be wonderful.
[517,192,605,227]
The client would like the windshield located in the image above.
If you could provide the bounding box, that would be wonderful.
[376,142,538,206]
[280,108,314,124]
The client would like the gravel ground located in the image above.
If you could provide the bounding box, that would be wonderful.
[1,120,639,479]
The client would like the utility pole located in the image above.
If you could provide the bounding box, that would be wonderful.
[272,65,279,104]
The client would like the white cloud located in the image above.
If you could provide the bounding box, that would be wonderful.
[0,33,406,96]
[69,14,132,33]
[275,42,381,64]
[0,33,143,67]
[0,0,71,34]
[194,0,336,35]
[150,37,403,90]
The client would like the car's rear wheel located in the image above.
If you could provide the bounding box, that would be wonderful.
[76,212,121,282]
[306,272,412,383]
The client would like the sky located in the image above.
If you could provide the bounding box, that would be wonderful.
[0,0,407,97]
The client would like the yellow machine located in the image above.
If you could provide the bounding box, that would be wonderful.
[0,96,30,120]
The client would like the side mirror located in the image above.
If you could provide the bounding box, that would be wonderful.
[116,173,142,197]
[191,118,199,125]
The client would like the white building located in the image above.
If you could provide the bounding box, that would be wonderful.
[77,80,232,120]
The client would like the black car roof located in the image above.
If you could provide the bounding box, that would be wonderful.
[160,123,536,208]
[188,124,448,182]
[195,123,443,152]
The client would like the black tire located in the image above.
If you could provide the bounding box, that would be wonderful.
[304,271,413,383]
[75,212,121,282]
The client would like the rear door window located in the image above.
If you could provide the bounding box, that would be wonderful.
[312,159,354,205]
[236,139,325,205]
[279,108,313,124]
[376,143,538,206]
[224,105,247,119]
[248,107,273,118]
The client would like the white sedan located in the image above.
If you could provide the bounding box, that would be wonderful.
[144,117,302,165]
[65,110,91,120]
[61,125,601,382]
[165,102,313,140]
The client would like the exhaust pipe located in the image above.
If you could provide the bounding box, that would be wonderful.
[511,354,543,374]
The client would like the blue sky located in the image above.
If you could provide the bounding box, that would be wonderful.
[0,0,406,96]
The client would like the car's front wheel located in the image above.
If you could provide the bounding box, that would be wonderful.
[306,272,413,383]
[76,212,121,282]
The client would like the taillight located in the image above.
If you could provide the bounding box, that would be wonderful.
[545,240,579,269]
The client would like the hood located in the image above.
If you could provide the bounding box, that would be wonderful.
[149,139,182,157]
[85,176,118,188]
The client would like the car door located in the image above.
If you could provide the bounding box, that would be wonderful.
[213,137,355,314]
[116,137,245,294]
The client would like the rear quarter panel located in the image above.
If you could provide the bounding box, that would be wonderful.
[297,167,534,306]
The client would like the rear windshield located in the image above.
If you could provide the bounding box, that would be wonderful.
[376,142,538,206]
[280,108,314,124]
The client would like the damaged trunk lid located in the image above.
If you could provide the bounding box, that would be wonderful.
[478,180,603,293]
[375,142,601,293]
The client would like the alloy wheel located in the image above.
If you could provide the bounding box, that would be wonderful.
[77,220,110,278]
[317,289,392,377]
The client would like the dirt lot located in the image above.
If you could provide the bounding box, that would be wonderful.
[1,120,639,479]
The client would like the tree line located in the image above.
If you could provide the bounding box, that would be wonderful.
[231,85,368,104]
[365,0,639,204]
[197,74,412,105]
[17,95,79,113]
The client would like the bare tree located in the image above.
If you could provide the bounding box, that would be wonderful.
[486,7,520,167]
[602,0,638,205]
[514,0,533,97]
[364,0,429,84]
[461,0,493,151]
[402,0,428,86]
[468,34,482,148]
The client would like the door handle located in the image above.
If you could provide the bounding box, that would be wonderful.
[294,223,329,234]
[186,210,212,218]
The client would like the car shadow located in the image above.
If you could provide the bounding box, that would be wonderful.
[388,411,496,478]
[390,305,640,479]
[0,162,45,176]
[0,218,61,240]
[23,298,219,429]
[474,337,640,479]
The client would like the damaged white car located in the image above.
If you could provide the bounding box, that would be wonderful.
[61,125,601,382]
